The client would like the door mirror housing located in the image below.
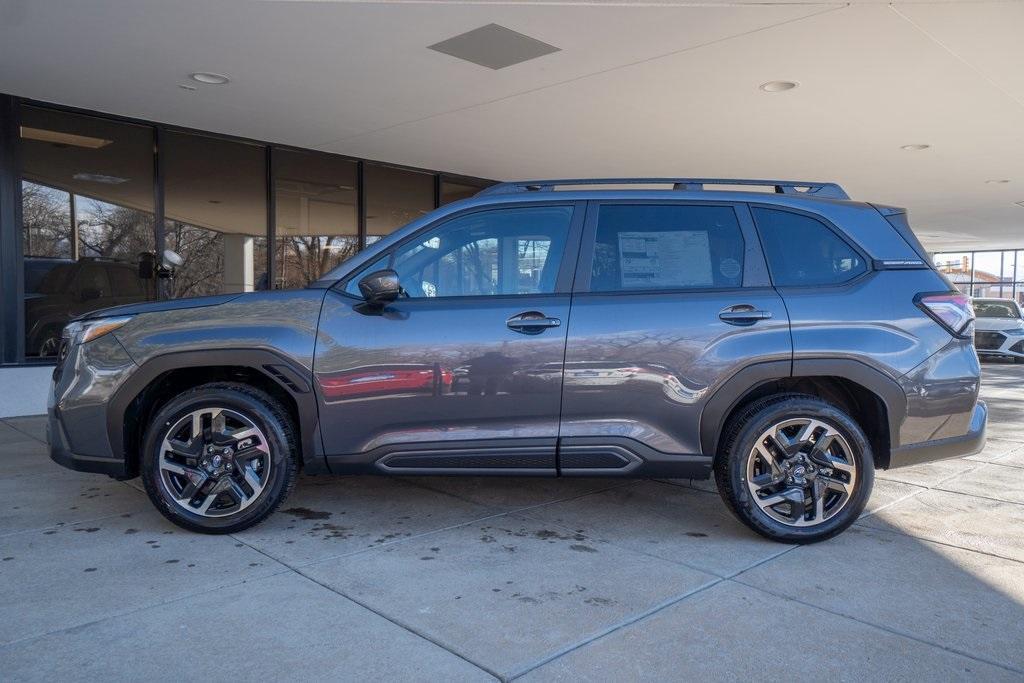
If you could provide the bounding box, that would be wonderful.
[358,269,402,306]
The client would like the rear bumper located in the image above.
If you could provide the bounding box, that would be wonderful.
[888,400,987,469]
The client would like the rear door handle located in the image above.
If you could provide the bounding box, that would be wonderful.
[719,305,773,325]
[507,311,561,334]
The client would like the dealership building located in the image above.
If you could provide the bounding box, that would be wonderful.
[1,0,1022,417]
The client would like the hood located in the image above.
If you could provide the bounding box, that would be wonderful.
[78,293,244,321]
[975,317,1024,332]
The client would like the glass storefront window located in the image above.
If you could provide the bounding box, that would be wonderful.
[439,177,492,205]
[273,150,358,288]
[365,164,434,244]
[21,182,71,259]
[6,99,494,363]
[163,132,267,297]
[934,249,1024,305]
[20,106,155,357]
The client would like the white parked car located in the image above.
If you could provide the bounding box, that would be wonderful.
[972,297,1024,363]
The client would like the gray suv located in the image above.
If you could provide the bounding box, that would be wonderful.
[47,178,987,543]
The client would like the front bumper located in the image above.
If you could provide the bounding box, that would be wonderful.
[47,333,136,477]
[974,330,1024,359]
[48,407,128,477]
[888,400,987,469]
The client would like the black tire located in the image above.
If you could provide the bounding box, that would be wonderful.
[141,382,298,534]
[715,393,874,544]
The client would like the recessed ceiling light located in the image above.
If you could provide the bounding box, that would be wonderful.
[900,144,931,151]
[986,179,1010,184]
[189,72,230,85]
[759,80,798,93]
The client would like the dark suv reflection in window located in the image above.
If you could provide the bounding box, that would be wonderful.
[24,257,151,357]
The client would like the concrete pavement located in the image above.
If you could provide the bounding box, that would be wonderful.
[1,364,1023,681]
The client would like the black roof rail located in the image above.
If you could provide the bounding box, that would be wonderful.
[476,178,850,200]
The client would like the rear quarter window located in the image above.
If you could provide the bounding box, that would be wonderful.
[752,207,867,287]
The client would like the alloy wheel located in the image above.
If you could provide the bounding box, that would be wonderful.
[745,417,857,527]
[158,407,272,518]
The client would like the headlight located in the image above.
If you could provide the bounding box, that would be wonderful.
[63,316,133,346]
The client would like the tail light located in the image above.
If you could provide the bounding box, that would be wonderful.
[915,292,974,338]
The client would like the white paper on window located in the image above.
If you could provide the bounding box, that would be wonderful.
[618,230,712,288]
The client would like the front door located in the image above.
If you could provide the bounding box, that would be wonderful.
[559,201,791,474]
[314,203,583,474]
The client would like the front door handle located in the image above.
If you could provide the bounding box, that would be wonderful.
[507,311,561,335]
[719,305,773,326]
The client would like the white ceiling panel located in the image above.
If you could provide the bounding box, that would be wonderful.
[1,0,1023,249]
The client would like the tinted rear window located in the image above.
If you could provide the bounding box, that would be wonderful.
[753,208,866,287]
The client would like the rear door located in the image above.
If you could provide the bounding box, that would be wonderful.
[559,201,791,473]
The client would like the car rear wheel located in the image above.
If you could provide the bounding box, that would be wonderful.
[715,394,873,543]
[141,382,298,534]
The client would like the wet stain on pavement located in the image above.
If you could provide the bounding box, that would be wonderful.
[283,507,332,520]
[310,522,354,540]
[569,544,598,553]
[584,597,616,606]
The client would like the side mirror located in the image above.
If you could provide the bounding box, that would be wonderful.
[358,269,402,306]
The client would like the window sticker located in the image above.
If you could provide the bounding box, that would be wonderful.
[618,231,713,288]
[719,257,742,280]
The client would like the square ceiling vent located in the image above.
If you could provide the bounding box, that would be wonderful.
[428,23,560,70]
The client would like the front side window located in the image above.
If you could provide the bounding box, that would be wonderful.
[352,206,572,298]
[753,208,867,287]
[589,204,744,292]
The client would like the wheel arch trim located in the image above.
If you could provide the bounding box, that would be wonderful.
[699,358,907,459]
[107,348,324,475]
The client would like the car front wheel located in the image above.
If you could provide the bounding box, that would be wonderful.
[715,394,874,544]
[141,382,298,534]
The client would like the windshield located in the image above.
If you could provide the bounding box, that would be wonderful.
[974,300,1021,319]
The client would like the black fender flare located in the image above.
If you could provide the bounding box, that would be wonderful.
[107,348,324,474]
[698,358,907,458]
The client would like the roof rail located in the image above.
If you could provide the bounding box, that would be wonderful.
[477,178,850,200]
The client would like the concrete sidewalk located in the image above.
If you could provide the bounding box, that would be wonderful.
[1,365,1023,681]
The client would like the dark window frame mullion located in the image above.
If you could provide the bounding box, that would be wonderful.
[357,160,366,250]
[0,95,25,363]
[68,192,79,261]
[266,145,275,289]
[153,125,166,299]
